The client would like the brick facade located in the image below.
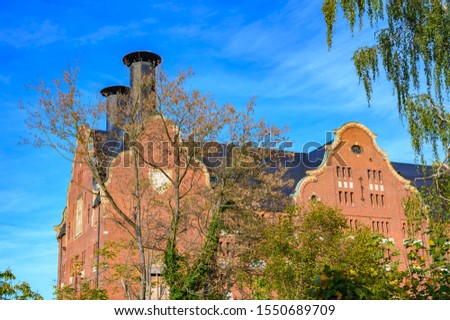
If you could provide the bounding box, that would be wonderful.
[55,121,422,299]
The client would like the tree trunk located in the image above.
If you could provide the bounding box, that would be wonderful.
[132,146,147,300]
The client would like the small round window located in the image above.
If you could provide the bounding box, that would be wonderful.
[351,145,363,154]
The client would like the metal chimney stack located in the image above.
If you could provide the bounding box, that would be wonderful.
[122,51,162,111]
[100,85,130,134]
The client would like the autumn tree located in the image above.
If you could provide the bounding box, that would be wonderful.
[21,51,290,299]
[0,269,43,300]
[149,70,291,300]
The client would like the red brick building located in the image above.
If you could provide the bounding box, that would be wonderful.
[54,51,427,299]
[291,122,426,263]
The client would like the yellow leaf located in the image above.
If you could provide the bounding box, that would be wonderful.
[319,274,328,282]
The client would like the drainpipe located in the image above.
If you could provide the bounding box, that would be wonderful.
[58,238,62,288]
[93,195,101,289]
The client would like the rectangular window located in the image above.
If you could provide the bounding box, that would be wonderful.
[349,219,353,230]
[378,171,382,181]
[381,195,385,207]
[386,222,389,235]
[337,166,340,177]
[348,167,351,179]
[339,191,342,204]
[376,194,379,207]
[377,221,380,231]
[368,169,371,180]
[373,170,377,182]
[344,192,348,205]
[75,197,83,238]
[350,192,354,205]
[372,221,375,232]
[370,194,374,207]
[381,222,385,234]
[342,167,346,178]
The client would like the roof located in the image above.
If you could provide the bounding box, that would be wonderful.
[278,145,432,196]
[91,128,432,196]
[391,162,433,189]
[280,147,326,195]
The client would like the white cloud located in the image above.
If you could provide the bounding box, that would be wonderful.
[0,20,65,48]
[151,1,217,17]
[76,18,157,45]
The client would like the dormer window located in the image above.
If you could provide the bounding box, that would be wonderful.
[351,145,363,154]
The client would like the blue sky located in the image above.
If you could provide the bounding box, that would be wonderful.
[0,0,419,299]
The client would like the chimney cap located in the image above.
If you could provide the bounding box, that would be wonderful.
[122,51,162,67]
[100,85,130,97]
